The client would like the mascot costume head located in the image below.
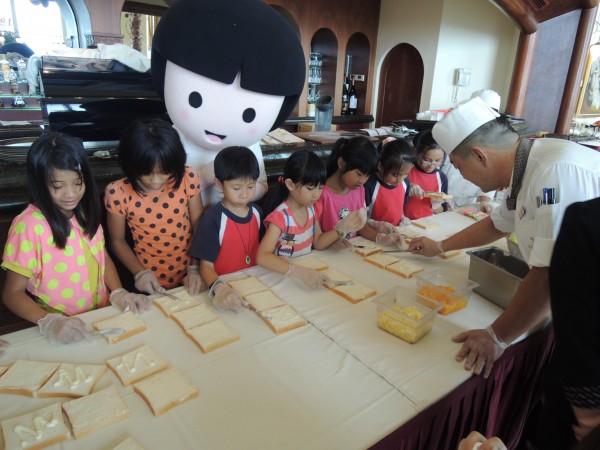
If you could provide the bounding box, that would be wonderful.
[152,0,306,206]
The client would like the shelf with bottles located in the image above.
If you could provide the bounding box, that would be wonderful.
[308,29,338,118]
[343,33,371,117]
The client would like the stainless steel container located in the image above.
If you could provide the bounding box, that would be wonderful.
[466,247,530,309]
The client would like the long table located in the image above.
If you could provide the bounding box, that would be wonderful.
[0,212,553,449]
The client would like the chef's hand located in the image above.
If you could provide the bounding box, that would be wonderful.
[409,184,424,198]
[110,288,151,314]
[367,219,396,235]
[573,406,600,441]
[212,284,244,311]
[408,236,444,257]
[287,264,326,288]
[134,269,165,295]
[452,329,506,379]
[184,265,206,296]
[37,314,91,344]
[458,431,507,450]
[0,339,9,358]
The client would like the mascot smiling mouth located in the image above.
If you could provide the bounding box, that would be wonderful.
[205,130,226,142]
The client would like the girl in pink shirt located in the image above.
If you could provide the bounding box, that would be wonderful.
[1,133,149,345]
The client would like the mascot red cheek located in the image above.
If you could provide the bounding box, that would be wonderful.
[151,0,306,206]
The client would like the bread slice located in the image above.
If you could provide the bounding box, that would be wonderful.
[386,259,425,279]
[93,311,147,345]
[111,436,145,450]
[348,236,383,256]
[228,277,270,298]
[330,281,377,304]
[106,345,168,387]
[133,367,198,416]
[153,289,201,317]
[62,385,130,439]
[186,319,240,353]
[244,290,286,312]
[0,360,59,397]
[2,402,71,450]
[258,304,307,334]
[293,255,329,271]
[411,218,439,230]
[398,228,423,239]
[37,363,107,398]
[171,304,219,331]
[364,253,401,269]
[0,366,8,377]
[322,269,353,287]
[423,192,453,200]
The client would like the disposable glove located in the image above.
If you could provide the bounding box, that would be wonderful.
[287,263,326,288]
[334,208,367,237]
[399,216,411,226]
[212,284,244,311]
[134,269,165,295]
[478,202,492,213]
[0,339,9,358]
[375,233,409,251]
[367,219,396,235]
[109,288,151,313]
[332,237,353,252]
[431,197,445,210]
[37,314,90,344]
[409,184,424,198]
[184,265,206,295]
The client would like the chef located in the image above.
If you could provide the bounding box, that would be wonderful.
[408,97,600,378]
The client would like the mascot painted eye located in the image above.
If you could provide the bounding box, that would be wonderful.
[152,0,306,207]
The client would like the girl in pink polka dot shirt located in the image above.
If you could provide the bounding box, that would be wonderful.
[1,133,149,345]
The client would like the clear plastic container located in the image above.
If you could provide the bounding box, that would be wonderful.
[415,268,478,315]
[375,288,441,343]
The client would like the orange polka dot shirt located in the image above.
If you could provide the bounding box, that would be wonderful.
[104,167,201,288]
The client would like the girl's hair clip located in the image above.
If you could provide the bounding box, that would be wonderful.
[277,176,285,184]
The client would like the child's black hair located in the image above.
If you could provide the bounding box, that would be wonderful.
[262,149,326,217]
[326,136,378,177]
[214,146,259,182]
[117,118,187,194]
[376,139,416,178]
[27,132,101,249]
[412,130,442,156]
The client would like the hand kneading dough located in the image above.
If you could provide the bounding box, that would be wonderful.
[2,402,71,450]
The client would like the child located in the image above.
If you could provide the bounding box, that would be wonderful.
[188,146,262,311]
[404,130,449,219]
[256,150,364,288]
[105,119,204,296]
[364,137,415,226]
[1,133,149,345]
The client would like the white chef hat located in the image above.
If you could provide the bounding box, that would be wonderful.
[432,97,499,155]
[470,89,501,111]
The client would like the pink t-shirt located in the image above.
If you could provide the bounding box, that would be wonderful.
[315,185,366,239]
[264,202,317,258]
[1,204,109,316]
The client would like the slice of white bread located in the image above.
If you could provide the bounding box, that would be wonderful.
[322,269,353,287]
[364,253,401,269]
[37,363,107,398]
[386,259,425,279]
[411,218,439,230]
[186,319,240,353]
[244,290,286,312]
[331,281,377,304]
[171,304,219,331]
[349,236,383,256]
[0,360,59,397]
[62,385,130,439]
[0,366,8,376]
[258,304,307,334]
[111,436,146,450]
[423,192,453,199]
[398,228,423,239]
[293,256,329,271]
[2,402,71,450]
[133,367,198,416]
[153,289,201,317]
[106,345,168,387]
[93,311,147,345]
[228,277,270,298]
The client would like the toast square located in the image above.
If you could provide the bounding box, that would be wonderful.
[62,385,130,439]
[423,192,453,200]
[331,281,377,304]
[245,290,286,312]
[411,218,439,230]
[106,345,168,386]
[133,367,198,416]
[37,363,107,398]
[0,360,59,397]
[386,259,425,279]
[0,366,7,377]
[171,304,219,331]
[1,402,71,450]
[153,289,201,317]
[398,228,423,239]
[322,269,353,287]
[348,236,383,256]
[364,252,401,269]
[111,436,146,450]
[228,277,270,298]
[293,255,329,271]
[258,304,307,334]
[186,319,240,353]
[93,311,147,344]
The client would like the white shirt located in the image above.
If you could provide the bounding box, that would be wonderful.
[491,138,600,267]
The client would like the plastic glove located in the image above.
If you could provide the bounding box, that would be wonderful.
[134,269,165,295]
[212,284,244,311]
[399,216,411,226]
[287,263,326,289]
[478,202,492,213]
[184,265,206,296]
[431,197,445,211]
[375,233,408,251]
[367,219,396,235]
[332,237,353,252]
[109,288,152,314]
[37,314,91,344]
[458,431,507,450]
[409,184,424,198]
[0,339,9,358]
[335,208,367,237]
[452,328,506,379]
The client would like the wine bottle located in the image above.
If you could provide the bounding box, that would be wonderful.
[341,77,349,116]
[348,77,358,115]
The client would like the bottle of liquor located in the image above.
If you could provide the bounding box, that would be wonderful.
[348,76,358,115]
[341,77,349,116]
